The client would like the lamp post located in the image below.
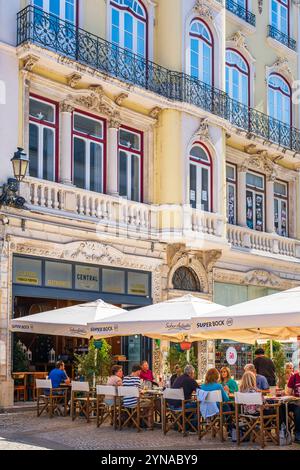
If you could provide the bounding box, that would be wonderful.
[0,148,29,209]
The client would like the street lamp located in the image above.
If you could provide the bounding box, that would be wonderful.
[0,148,29,209]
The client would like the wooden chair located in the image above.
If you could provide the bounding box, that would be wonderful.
[12,373,27,402]
[96,385,118,428]
[235,392,280,448]
[197,390,234,442]
[162,388,197,437]
[36,379,68,418]
[28,372,48,401]
[117,386,154,432]
[70,381,97,423]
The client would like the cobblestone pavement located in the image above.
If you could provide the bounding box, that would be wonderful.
[0,411,300,451]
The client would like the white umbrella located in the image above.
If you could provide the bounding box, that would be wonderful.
[10,299,126,338]
[190,286,300,343]
[88,294,224,340]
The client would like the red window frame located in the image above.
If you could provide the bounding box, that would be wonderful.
[110,0,149,61]
[72,109,107,193]
[29,93,60,182]
[118,125,144,203]
[189,18,214,87]
[268,72,292,126]
[189,141,213,212]
[226,48,250,107]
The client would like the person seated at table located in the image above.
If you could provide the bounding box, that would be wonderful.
[123,364,153,428]
[286,363,300,443]
[140,360,158,388]
[239,371,261,415]
[201,368,230,412]
[107,365,123,387]
[285,362,294,388]
[244,363,270,393]
[170,365,199,432]
[48,360,70,392]
[220,367,238,396]
[170,364,182,387]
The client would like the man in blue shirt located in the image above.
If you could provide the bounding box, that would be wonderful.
[244,363,270,392]
[48,360,71,390]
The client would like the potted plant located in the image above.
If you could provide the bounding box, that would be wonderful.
[74,338,112,386]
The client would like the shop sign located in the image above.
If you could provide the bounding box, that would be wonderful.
[45,261,72,289]
[226,347,238,365]
[75,265,99,291]
[13,257,42,286]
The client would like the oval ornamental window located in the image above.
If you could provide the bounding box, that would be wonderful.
[172,267,200,292]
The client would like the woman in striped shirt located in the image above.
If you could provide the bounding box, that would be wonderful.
[123,364,153,428]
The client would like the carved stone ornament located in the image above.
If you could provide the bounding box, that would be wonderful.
[214,268,298,290]
[115,93,128,106]
[268,57,293,83]
[240,149,278,180]
[149,107,162,119]
[59,100,74,113]
[194,118,210,141]
[67,73,82,88]
[193,0,214,20]
[228,31,248,50]
[67,85,121,121]
[22,55,39,72]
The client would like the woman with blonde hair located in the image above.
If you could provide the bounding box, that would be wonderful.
[220,367,238,395]
[285,362,294,385]
[239,371,260,415]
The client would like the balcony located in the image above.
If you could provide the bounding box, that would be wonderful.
[227,224,300,259]
[17,6,300,154]
[267,25,297,51]
[226,0,256,27]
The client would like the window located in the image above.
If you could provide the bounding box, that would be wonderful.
[110,0,147,58]
[29,96,58,181]
[189,144,212,212]
[190,19,213,85]
[226,164,237,225]
[33,0,77,23]
[246,172,265,232]
[271,0,289,35]
[274,180,288,237]
[268,74,291,126]
[118,127,143,202]
[226,49,249,106]
[172,267,200,292]
[73,112,105,193]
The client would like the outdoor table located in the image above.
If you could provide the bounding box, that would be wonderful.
[265,396,300,433]
[12,371,49,401]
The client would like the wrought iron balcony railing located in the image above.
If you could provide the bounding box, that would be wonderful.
[17,6,300,153]
[268,25,297,51]
[226,0,256,27]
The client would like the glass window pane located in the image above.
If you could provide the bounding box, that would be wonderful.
[190,164,197,209]
[49,0,60,16]
[190,146,209,162]
[128,272,149,296]
[65,0,75,23]
[74,114,103,139]
[34,0,43,8]
[246,190,254,230]
[227,183,236,225]
[30,98,55,123]
[45,261,72,289]
[75,265,99,291]
[13,257,42,286]
[29,123,39,178]
[43,127,55,181]
[102,269,125,294]
[119,129,140,150]
[226,165,235,181]
[274,181,287,196]
[74,137,86,189]
[246,173,264,189]
[119,151,128,196]
[255,193,264,231]
[201,168,209,211]
[131,154,140,202]
[90,142,103,193]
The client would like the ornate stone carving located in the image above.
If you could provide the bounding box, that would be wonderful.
[109,117,121,129]
[214,268,298,290]
[59,100,74,113]
[115,93,128,106]
[193,0,214,20]
[240,149,278,181]
[67,73,82,88]
[149,107,162,119]
[267,57,294,84]
[194,118,210,142]
[22,55,39,72]
[68,86,121,121]
[228,31,248,50]
[242,270,281,287]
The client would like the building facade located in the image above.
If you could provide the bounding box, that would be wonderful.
[1,0,300,406]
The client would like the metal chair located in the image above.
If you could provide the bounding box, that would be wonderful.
[235,392,280,448]
[162,388,197,436]
[71,381,97,423]
[96,385,118,428]
[36,379,68,418]
[197,390,234,441]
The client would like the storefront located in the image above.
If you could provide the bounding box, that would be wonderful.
[12,255,153,379]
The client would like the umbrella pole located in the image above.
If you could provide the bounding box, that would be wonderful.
[186,349,190,363]
[270,340,274,360]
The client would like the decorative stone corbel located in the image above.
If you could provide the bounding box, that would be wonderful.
[67,73,82,88]
[149,107,162,119]
[22,55,39,72]
[115,93,128,106]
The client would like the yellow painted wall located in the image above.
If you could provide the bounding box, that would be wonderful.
[155,0,182,71]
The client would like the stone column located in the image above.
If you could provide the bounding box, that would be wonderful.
[237,166,247,227]
[197,340,216,382]
[107,118,121,197]
[59,101,74,185]
[266,177,275,233]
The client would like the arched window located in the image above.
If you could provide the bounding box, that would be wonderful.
[271,0,289,36]
[268,74,291,125]
[172,267,200,292]
[189,144,212,212]
[110,0,147,58]
[190,19,213,85]
[226,49,250,106]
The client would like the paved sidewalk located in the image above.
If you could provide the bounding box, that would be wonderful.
[0,411,299,451]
